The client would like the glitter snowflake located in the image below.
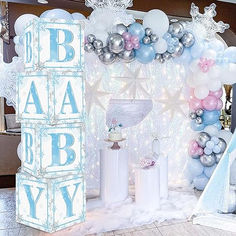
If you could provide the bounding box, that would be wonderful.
[190,3,229,40]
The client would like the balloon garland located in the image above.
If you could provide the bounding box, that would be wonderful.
[84,21,195,64]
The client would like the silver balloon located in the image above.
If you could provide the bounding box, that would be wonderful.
[179,20,187,29]
[84,43,94,53]
[196,108,204,117]
[171,42,184,58]
[162,52,172,60]
[93,39,103,49]
[181,32,195,48]
[143,36,151,44]
[218,138,227,154]
[87,34,96,43]
[94,48,103,55]
[145,28,152,36]
[189,112,197,120]
[215,153,222,163]
[114,23,128,35]
[99,51,116,65]
[168,22,184,39]
[150,34,158,43]
[200,153,216,167]
[155,53,164,63]
[196,117,203,124]
[118,49,135,63]
[107,33,125,54]
[197,132,211,148]
[191,153,200,159]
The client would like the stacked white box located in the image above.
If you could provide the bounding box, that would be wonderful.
[16,17,86,233]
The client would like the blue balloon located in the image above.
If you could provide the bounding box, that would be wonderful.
[204,164,217,178]
[223,46,236,63]
[202,110,220,125]
[71,12,86,20]
[213,120,222,130]
[175,48,192,64]
[186,159,204,182]
[128,22,145,40]
[193,174,209,190]
[208,39,225,53]
[191,120,205,131]
[41,9,72,21]
[40,10,50,18]
[190,41,206,58]
[135,44,155,64]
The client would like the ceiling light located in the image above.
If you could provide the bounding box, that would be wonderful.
[38,0,48,4]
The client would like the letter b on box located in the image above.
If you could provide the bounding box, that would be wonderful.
[16,172,85,233]
[24,18,84,71]
[21,123,85,178]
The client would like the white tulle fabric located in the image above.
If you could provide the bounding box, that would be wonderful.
[106,99,153,128]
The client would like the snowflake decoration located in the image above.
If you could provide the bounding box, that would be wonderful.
[190,3,229,40]
[85,0,133,10]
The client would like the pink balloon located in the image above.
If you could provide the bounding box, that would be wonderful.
[209,88,223,98]
[130,35,139,44]
[133,42,140,49]
[189,97,203,111]
[192,140,198,149]
[202,95,218,111]
[122,32,131,41]
[196,147,204,155]
[189,148,196,156]
[125,41,133,51]
[216,99,223,110]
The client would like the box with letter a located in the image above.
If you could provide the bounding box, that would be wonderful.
[16,171,85,233]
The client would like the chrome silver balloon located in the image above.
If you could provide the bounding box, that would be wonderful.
[99,51,116,65]
[215,153,222,163]
[118,49,135,63]
[155,53,164,63]
[150,34,158,43]
[143,36,151,44]
[115,23,128,35]
[197,132,211,148]
[102,46,110,53]
[218,138,227,154]
[162,51,172,60]
[196,108,204,117]
[107,33,125,54]
[179,20,187,29]
[94,48,103,55]
[191,153,200,159]
[171,42,184,58]
[168,22,184,39]
[93,39,103,49]
[196,117,203,124]
[181,32,195,48]
[84,43,94,53]
[189,112,197,120]
[87,34,96,43]
[145,28,152,36]
[200,153,216,167]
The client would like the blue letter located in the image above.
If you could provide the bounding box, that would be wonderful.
[47,28,75,62]
[60,81,78,114]
[23,184,44,219]
[60,183,80,217]
[24,81,43,114]
[24,132,33,164]
[25,31,32,63]
[49,133,75,167]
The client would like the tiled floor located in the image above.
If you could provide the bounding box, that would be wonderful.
[0,188,236,236]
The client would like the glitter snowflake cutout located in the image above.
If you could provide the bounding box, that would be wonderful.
[190,3,229,40]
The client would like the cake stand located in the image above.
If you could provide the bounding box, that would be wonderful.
[104,138,126,150]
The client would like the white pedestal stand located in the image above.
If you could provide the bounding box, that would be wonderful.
[100,145,128,204]
[135,166,160,210]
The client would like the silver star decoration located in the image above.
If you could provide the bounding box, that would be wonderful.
[190,3,229,40]
[85,78,110,115]
[157,88,187,119]
[112,65,150,99]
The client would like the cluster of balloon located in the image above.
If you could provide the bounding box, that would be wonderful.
[13,9,86,58]
[84,9,195,64]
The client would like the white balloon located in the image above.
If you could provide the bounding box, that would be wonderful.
[186,75,197,88]
[217,130,233,144]
[207,79,222,92]
[72,12,86,20]
[204,125,219,136]
[154,38,167,54]
[17,142,22,160]
[208,65,221,80]
[14,14,38,36]
[189,60,199,73]
[194,85,209,99]
[15,44,24,58]
[201,49,217,60]
[13,36,20,45]
[194,72,209,86]
[143,9,169,36]
[220,63,236,85]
